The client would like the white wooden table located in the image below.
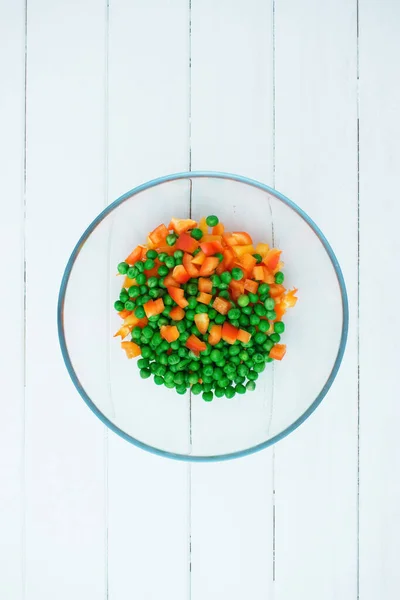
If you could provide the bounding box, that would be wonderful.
[1,0,400,598]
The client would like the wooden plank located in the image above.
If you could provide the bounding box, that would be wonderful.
[273,1,358,599]
[0,1,25,598]
[190,1,275,598]
[106,2,190,599]
[25,1,107,598]
[358,1,400,598]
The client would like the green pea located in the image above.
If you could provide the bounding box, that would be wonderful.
[215,252,224,263]
[147,276,159,288]
[202,391,213,402]
[266,310,277,320]
[231,267,244,281]
[166,233,177,246]
[237,294,249,307]
[246,380,256,392]
[187,283,198,296]
[191,228,203,240]
[157,265,169,277]
[263,339,274,351]
[234,383,245,394]
[131,326,142,341]
[192,383,203,395]
[185,310,195,321]
[254,362,266,373]
[275,271,284,284]
[148,288,159,299]
[214,314,226,325]
[257,320,269,333]
[254,304,266,317]
[164,294,173,306]
[189,361,201,371]
[274,321,285,334]
[164,380,175,389]
[119,290,129,303]
[208,308,217,320]
[228,345,241,356]
[253,352,265,364]
[136,273,146,286]
[248,293,259,304]
[219,290,230,300]
[221,271,232,284]
[127,267,138,279]
[264,297,275,311]
[135,261,144,273]
[210,349,222,362]
[158,252,168,263]
[218,281,228,290]
[170,340,180,351]
[145,249,156,259]
[252,253,262,264]
[206,215,219,227]
[114,300,124,312]
[123,300,134,311]
[239,314,250,327]
[179,332,190,343]
[214,388,224,398]
[134,305,145,319]
[230,355,241,366]
[159,354,169,366]
[195,304,208,314]
[270,332,281,343]
[117,261,129,274]
[140,368,151,379]
[225,386,236,399]
[254,332,267,345]
[258,283,270,295]
[165,256,176,269]
[167,354,180,366]
[247,370,258,381]
[127,285,139,298]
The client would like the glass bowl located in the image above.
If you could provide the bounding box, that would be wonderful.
[58,172,348,461]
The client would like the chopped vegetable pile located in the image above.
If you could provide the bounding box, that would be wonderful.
[114,215,297,401]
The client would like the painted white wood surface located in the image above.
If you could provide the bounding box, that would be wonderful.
[0,1,399,599]
[359,1,400,598]
[0,1,25,598]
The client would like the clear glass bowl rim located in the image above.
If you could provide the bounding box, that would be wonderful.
[57,171,349,462]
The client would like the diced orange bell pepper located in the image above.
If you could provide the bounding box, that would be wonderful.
[263,248,282,271]
[121,341,141,359]
[216,261,225,276]
[199,256,219,276]
[197,292,212,305]
[263,267,275,284]
[222,247,235,268]
[256,242,270,257]
[194,313,209,334]
[172,264,190,284]
[282,288,298,309]
[118,309,132,319]
[237,329,252,344]
[229,279,245,301]
[222,321,239,345]
[269,344,287,361]
[146,235,158,250]
[155,244,175,256]
[198,277,212,293]
[222,232,237,246]
[167,286,189,308]
[232,231,253,245]
[183,252,200,277]
[163,273,180,287]
[169,306,185,321]
[232,244,255,258]
[160,325,179,343]
[175,232,199,254]
[244,279,259,294]
[240,253,257,272]
[198,217,208,234]
[186,334,207,353]
[202,234,222,243]
[273,302,286,322]
[168,217,197,235]
[208,324,222,346]
[212,222,224,235]
[191,250,206,265]
[123,314,148,328]
[253,265,265,281]
[114,325,133,339]
[149,223,169,246]
[200,241,224,256]
[125,245,145,265]
[143,298,165,318]
[124,276,136,288]
[212,296,231,315]
[269,284,286,298]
